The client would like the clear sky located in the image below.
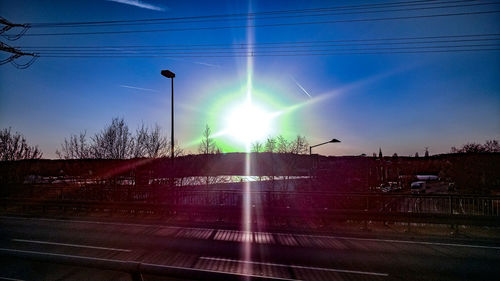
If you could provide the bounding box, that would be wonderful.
[1,0,499,158]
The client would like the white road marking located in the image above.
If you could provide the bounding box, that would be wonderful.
[0,248,298,281]
[199,256,389,277]
[0,215,177,229]
[2,216,500,250]
[12,239,131,252]
[291,233,500,250]
[140,262,299,281]
[0,277,25,281]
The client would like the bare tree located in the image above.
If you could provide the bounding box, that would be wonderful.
[0,127,42,161]
[133,123,171,158]
[290,135,309,154]
[451,141,492,153]
[273,134,309,189]
[276,135,290,153]
[251,141,263,153]
[58,119,178,160]
[92,118,133,159]
[132,123,149,158]
[264,136,276,153]
[197,124,224,186]
[484,140,500,152]
[198,124,219,154]
[166,139,184,158]
[56,131,90,159]
[274,135,308,154]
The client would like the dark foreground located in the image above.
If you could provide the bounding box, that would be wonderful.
[1,215,499,281]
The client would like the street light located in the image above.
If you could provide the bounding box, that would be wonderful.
[309,138,340,188]
[309,138,340,155]
[161,69,175,159]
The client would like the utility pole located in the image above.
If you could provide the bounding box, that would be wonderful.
[0,17,31,41]
[0,42,38,68]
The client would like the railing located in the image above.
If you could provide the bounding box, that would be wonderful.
[1,193,499,228]
[2,184,500,215]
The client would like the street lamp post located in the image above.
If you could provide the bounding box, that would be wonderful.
[309,138,340,187]
[309,138,341,155]
[161,70,175,159]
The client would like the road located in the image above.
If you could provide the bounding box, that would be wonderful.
[1,216,499,281]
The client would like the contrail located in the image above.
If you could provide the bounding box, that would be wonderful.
[107,0,166,11]
[119,84,159,92]
[290,76,312,99]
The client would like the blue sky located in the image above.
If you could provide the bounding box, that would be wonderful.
[0,0,499,158]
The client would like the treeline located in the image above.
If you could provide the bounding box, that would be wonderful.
[450,140,500,153]
[56,118,182,159]
[251,135,308,154]
[57,119,309,160]
[0,128,42,161]
[1,118,498,161]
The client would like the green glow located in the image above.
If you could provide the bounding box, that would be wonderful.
[186,81,308,153]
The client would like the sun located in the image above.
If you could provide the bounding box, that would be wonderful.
[225,102,272,144]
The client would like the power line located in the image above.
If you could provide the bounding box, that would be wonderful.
[13,10,500,37]
[24,1,499,28]
[4,33,497,68]
[38,48,500,58]
[28,0,471,27]
[20,38,500,52]
[16,33,500,49]
[34,43,500,56]
[27,43,500,55]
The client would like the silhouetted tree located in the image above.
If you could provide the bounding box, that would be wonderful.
[56,131,90,159]
[0,128,42,160]
[91,118,132,159]
[58,121,174,159]
[379,148,383,158]
[273,134,309,189]
[251,141,263,153]
[415,152,419,157]
[132,123,174,158]
[197,124,223,186]
[451,140,499,153]
[424,147,429,157]
[264,136,277,153]
[198,124,219,154]
[166,140,184,158]
[276,135,290,153]
[484,140,500,152]
[290,135,309,154]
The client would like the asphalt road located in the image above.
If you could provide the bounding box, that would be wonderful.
[1,216,499,281]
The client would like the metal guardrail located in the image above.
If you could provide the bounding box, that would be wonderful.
[0,248,284,281]
[2,185,500,217]
[1,196,499,227]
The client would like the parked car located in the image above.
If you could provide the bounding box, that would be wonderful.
[411,181,426,194]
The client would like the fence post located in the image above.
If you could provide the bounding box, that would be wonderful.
[362,196,370,231]
[449,195,458,236]
[131,271,144,281]
[449,195,453,215]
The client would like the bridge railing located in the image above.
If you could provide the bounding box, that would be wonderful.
[1,183,500,217]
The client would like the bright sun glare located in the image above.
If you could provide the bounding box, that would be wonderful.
[225,102,271,144]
